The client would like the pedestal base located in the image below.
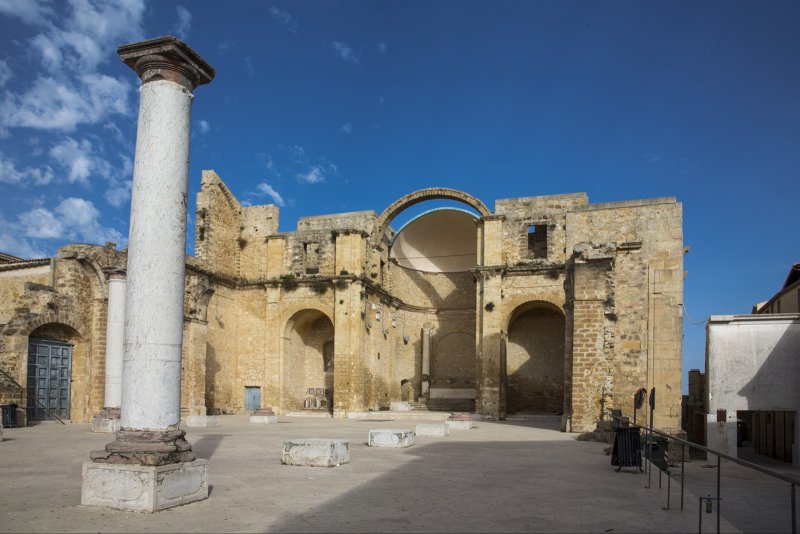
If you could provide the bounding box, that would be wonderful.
[81,459,208,512]
[368,429,414,447]
[92,417,121,433]
[282,439,350,467]
[390,402,413,411]
[446,420,473,430]
[186,415,220,428]
[250,415,278,424]
[415,423,449,437]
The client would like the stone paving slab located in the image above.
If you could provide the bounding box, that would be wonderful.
[0,416,795,533]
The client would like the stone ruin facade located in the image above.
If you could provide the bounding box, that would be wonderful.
[0,170,685,434]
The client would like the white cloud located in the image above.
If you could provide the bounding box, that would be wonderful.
[256,182,285,207]
[0,0,142,136]
[332,41,359,63]
[173,5,191,40]
[18,197,123,245]
[297,166,325,184]
[103,155,132,207]
[290,145,307,162]
[0,153,53,185]
[269,6,297,33]
[49,137,94,184]
[0,74,131,134]
[198,119,210,134]
[19,207,63,238]
[377,42,387,54]
[0,0,53,26]
[0,60,12,87]
[340,122,352,134]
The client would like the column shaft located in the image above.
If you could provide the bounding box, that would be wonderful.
[104,276,126,409]
[121,79,192,431]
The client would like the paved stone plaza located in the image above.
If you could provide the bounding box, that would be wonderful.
[1,416,797,533]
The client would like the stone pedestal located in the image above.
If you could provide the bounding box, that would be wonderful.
[415,423,449,437]
[81,460,207,512]
[446,420,473,430]
[447,412,473,430]
[282,439,350,467]
[186,415,220,428]
[368,429,414,447]
[250,407,277,424]
[92,407,121,433]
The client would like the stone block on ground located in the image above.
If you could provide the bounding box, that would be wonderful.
[282,439,350,467]
[186,415,221,428]
[250,415,278,424]
[81,459,208,512]
[390,402,412,411]
[415,423,449,437]
[368,429,414,448]
[446,419,473,430]
[91,417,121,433]
[251,407,277,423]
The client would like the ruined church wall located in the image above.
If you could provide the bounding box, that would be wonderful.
[0,265,51,324]
[565,199,683,432]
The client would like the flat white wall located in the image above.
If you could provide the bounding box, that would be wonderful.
[705,314,800,467]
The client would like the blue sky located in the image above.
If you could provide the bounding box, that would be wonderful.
[1,0,798,392]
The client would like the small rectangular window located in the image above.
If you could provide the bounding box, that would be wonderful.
[304,242,320,274]
[527,224,548,259]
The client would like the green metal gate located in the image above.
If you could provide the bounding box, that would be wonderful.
[27,337,72,420]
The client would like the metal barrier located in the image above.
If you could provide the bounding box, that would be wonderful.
[633,424,799,534]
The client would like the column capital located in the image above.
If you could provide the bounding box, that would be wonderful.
[102,267,127,281]
[118,35,215,91]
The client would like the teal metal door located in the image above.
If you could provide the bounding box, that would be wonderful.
[245,386,261,411]
[27,337,72,420]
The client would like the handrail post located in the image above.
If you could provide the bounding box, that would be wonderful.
[717,455,721,534]
[681,442,685,510]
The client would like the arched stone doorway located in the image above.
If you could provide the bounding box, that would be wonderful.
[505,302,566,415]
[26,323,84,421]
[283,310,334,413]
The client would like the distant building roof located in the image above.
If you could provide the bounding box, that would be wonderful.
[782,262,800,290]
[0,252,24,264]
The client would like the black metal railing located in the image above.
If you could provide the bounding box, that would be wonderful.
[633,424,799,534]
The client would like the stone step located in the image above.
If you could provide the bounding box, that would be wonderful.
[505,412,562,423]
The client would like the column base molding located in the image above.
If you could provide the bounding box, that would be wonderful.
[90,428,196,466]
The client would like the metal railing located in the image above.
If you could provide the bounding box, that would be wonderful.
[633,424,799,534]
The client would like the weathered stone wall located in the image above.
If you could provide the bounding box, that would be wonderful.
[565,198,684,432]
[495,192,588,266]
[0,264,51,324]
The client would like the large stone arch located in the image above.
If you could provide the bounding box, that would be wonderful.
[375,187,492,242]
[281,309,335,413]
[505,301,566,415]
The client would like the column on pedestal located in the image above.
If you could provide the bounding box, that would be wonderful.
[83,36,215,513]
[89,36,215,466]
[92,270,126,433]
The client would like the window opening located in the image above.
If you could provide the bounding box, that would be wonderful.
[527,224,548,259]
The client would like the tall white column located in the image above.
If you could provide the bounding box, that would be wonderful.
[88,36,214,467]
[104,272,126,410]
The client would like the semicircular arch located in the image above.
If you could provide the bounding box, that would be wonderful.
[375,187,492,242]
